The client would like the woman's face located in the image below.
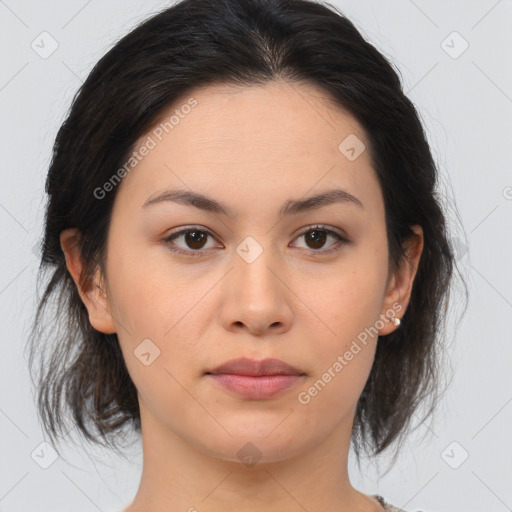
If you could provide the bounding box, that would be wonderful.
[65,79,421,463]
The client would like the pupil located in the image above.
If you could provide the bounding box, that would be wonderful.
[307,230,326,249]
[186,231,206,249]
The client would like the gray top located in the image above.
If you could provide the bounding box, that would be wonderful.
[115,495,407,512]
[373,494,407,512]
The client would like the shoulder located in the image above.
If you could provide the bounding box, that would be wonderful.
[372,494,408,512]
[383,505,408,512]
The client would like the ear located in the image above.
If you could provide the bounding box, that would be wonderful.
[60,228,117,334]
[378,225,424,336]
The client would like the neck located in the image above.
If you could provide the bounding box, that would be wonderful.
[124,401,381,512]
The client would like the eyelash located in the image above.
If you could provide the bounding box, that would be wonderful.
[162,224,349,258]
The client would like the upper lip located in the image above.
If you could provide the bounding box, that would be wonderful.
[206,357,305,376]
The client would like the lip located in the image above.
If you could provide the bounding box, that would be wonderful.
[205,357,306,400]
[206,357,305,377]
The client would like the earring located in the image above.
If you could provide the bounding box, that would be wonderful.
[391,317,401,327]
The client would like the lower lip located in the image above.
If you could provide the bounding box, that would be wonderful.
[207,373,304,399]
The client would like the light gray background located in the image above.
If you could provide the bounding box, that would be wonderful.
[1,1,511,511]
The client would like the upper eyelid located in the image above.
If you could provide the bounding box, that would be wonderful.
[165,224,344,237]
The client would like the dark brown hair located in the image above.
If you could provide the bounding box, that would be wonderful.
[28,0,467,467]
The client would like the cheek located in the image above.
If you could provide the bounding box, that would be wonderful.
[297,281,381,426]
[104,241,207,383]
[108,260,200,427]
[307,250,388,341]
[296,348,374,441]
[296,249,387,409]
[105,237,185,335]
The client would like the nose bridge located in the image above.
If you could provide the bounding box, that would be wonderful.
[233,233,281,299]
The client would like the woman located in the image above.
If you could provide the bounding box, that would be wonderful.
[29,0,462,510]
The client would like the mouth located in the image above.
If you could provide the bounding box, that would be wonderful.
[205,357,306,377]
[205,357,306,400]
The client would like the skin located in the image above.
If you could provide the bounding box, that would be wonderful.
[61,79,423,512]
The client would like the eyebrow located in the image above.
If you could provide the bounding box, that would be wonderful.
[141,188,364,218]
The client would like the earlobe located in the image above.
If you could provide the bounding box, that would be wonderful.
[378,225,424,336]
[60,228,117,334]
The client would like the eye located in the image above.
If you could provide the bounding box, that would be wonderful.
[291,225,349,254]
[162,226,219,257]
[162,224,349,258]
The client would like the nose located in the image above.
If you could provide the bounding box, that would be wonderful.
[219,241,294,336]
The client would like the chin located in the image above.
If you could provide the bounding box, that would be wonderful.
[195,423,311,466]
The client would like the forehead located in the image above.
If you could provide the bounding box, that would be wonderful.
[149,79,367,160]
[114,79,382,219]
